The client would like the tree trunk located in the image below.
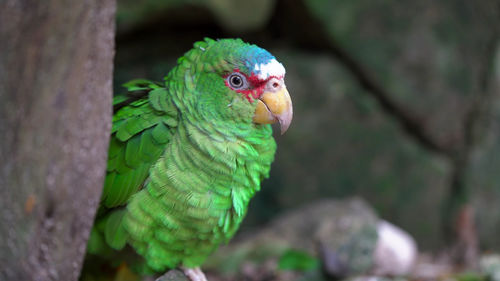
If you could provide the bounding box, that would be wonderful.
[0,1,115,280]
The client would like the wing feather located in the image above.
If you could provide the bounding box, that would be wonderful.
[93,79,179,251]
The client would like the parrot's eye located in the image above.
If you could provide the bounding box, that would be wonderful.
[227,73,248,90]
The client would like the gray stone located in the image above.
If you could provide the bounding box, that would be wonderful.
[155,270,189,281]
[372,221,417,276]
[480,254,500,281]
[206,198,417,279]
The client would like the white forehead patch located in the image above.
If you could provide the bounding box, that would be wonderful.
[254,59,286,80]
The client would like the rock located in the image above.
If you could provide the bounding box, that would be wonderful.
[344,276,409,281]
[318,217,379,277]
[480,254,500,281]
[155,270,189,281]
[205,198,379,279]
[205,198,418,279]
[372,221,418,276]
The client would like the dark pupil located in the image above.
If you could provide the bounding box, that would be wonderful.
[231,75,242,87]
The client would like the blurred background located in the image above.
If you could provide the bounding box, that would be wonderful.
[113,0,500,279]
[1,0,499,280]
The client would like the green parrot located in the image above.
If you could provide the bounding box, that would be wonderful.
[85,38,293,281]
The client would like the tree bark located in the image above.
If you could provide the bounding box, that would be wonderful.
[0,1,115,280]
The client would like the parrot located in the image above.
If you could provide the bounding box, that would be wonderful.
[83,38,293,281]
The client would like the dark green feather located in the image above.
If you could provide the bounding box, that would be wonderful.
[104,209,128,250]
[94,79,178,246]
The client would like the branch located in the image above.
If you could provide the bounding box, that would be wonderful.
[441,2,500,261]
[326,38,453,156]
[463,26,499,154]
[275,0,454,157]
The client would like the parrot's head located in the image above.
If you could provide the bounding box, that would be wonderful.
[178,38,293,134]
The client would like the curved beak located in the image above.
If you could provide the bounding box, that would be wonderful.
[253,82,293,134]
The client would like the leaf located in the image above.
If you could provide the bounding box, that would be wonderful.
[278,249,320,272]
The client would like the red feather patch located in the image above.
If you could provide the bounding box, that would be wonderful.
[224,69,283,102]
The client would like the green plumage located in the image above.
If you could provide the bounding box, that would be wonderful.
[86,38,280,275]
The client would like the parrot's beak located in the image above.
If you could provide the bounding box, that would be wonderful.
[253,78,293,134]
